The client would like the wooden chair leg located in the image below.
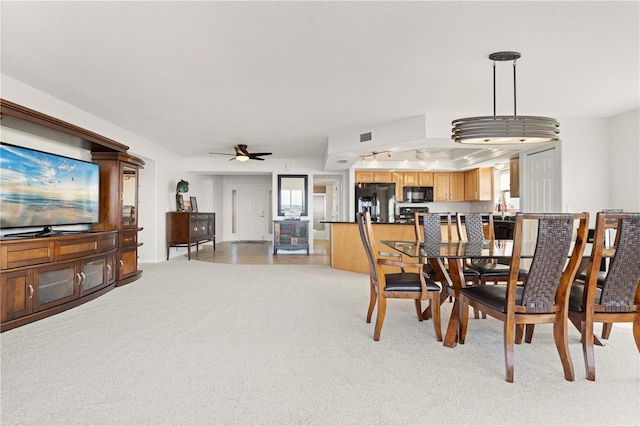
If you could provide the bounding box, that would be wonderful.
[601,322,613,339]
[366,279,376,323]
[515,324,524,344]
[524,324,535,343]
[431,296,443,342]
[458,301,470,344]
[414,299,423,322]
[553,319,575,381]
[581,315,596,381]
[373,297,386,341]
[504,321,515,383]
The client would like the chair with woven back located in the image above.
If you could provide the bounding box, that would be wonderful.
[568,211,640,381]
[455,212,527,285]
[456,212,528,320]
[457,212,589,382]
[414,212,480,304]
[357,211,442,342]
[575,209,623,340]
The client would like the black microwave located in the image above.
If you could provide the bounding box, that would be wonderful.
[403,186,433,203]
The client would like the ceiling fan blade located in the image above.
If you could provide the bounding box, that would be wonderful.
[249,157,265,161]
[209,152,234,156]
[248,152,272,157]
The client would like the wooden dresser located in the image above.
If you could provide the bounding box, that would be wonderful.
[166,212,215,260]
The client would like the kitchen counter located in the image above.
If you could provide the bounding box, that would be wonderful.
[326,222,417,274]
[325,217,516,273]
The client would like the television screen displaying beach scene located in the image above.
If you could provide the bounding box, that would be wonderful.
[0,143,100,229]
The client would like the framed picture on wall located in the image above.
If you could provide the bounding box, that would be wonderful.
[190,197,198,212]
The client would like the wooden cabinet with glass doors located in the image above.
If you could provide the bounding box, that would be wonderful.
[92,152,145,286]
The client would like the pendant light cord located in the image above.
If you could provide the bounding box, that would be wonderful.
[513,59,517,117]
[493,61,496,117]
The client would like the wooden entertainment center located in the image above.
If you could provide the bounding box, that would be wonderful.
[0,99,144,332]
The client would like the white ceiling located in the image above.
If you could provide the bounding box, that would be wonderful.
[1,1,638,171]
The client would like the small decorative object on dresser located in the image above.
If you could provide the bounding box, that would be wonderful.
[175,179,189,211]
[190,197,198,212]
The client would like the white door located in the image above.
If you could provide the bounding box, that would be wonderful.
[522,144,561,240]
[237,185,270,240]
[523,145,561,213]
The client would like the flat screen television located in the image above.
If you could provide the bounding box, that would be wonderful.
[0,142,100,234]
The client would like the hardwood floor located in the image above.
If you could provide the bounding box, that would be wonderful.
[189,239,330,265]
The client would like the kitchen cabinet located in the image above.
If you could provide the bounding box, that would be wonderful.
[403,172,418,186]
[464,167,493,201]
[355,170,392,183]
[510,157,520,197]
[392,172,404,201]
[373,171,392,183]
[418,172,434,186]
[434,172,465,201]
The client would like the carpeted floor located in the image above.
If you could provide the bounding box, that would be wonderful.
[1,258,638,425]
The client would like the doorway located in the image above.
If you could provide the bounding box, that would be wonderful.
[313,174,343,241]
[231,184,271,241]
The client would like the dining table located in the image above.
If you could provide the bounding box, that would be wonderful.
[380,239,602,348]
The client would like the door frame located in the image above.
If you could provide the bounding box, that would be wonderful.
[224,183,272,241]
[520,141,562,214]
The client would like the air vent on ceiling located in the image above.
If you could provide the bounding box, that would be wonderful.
[359,132,372,143]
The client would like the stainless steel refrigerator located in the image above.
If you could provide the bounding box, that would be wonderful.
[355,183,396,223]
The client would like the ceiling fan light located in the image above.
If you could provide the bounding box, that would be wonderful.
[236,155,250,162]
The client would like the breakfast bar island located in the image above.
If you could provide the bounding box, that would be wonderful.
[326,222,417,274]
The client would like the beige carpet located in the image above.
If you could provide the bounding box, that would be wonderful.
[1,257,638,425]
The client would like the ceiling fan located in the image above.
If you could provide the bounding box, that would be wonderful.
[208,144,272,161]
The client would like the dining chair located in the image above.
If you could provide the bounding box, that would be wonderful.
[414,212,480,305]
[359,215,404,324]
[457,212,589,382]
[455,212,527,285]
[456,212,528,320]
[357,212,442,342]
[567,211,640,381]
[576,209,623,339]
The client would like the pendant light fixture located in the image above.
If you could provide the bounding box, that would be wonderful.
[451,51,559,144]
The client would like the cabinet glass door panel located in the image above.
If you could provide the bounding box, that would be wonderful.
[36,264,77,308]
[82,257,105,293]
[122,166,138,227]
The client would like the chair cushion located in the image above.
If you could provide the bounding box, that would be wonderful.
[460,285,525,313]
[471,262,528,278]
[568,284,602,312]
[385,272,441,292]
[423,264,479,279]
[575,271,607,287]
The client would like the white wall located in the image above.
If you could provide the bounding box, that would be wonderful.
[610,108,640,211]
[557,116,610,224]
